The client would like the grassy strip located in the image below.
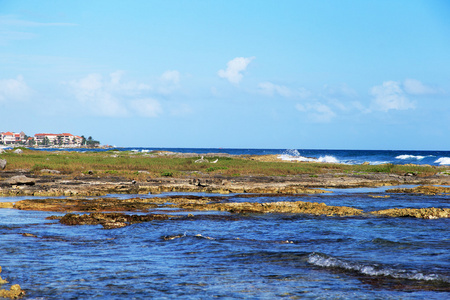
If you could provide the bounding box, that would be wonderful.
[0,149,441,179]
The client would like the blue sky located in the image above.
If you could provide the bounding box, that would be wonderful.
[1,0,449,150]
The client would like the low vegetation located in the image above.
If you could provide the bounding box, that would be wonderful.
[0,148,441,180]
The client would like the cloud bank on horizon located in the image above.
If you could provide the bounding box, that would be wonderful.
[0,0,449,150]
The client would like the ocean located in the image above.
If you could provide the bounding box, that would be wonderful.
[29,147,450,166]
[0,148,449,299]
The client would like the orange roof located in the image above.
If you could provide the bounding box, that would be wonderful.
[35,133,58,137]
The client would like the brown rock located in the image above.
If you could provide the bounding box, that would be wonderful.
[371,207,450,219]
[0,202,14,209]
[59,212,182,229]
[0,284,25,299]
[387,185,450,195]
[179,200,363,216]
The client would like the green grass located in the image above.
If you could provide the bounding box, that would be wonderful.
[0,149,441,179]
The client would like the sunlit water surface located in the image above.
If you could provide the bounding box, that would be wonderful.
[0,188,449,299]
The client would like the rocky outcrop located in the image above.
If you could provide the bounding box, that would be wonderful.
[0,284,24,299]
[0,266,25,299]
[0,202,14,209]
[59,212,182,229]
[5,176,35,186]
[387,185,450,195]
[39,169,61,174]
[0,159,6,170]
[371,207,450,219]
[0,266,7,284]
[14,197,160,212]
[179,201,363,216]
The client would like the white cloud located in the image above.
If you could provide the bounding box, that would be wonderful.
[161,70,180,85]
[158,70,181,95]
[370,81,415,112]
[296,102,336,123]
[258,81,311,99]
[403,79,440,95]
[218,57,254,84]
[68,72,167,117]
[69,73,127,117]
[323,84,358,98]
[130,98,162,117]
[259,82,292,97]
[0,75,32,102]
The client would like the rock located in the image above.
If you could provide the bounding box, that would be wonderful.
[0,202,14,209]
[371,207,450,219]
[13,149,23,154]
[404,172,416,176]
[0,284,25,299]
[179,200,363,216]
[5,175,36,186]
[21,233,38,238]
[59,212,182,229]
[0,266,8,284]
[387,185,450,195]
[362,162,370,165]
[0,159,6,170]
[0,266,25,298]
[40,169,61,174]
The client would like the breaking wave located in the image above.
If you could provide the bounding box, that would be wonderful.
[435,157,450,165]
[279,150,340,164]
[396,154,427,160]
[307,253,449,282]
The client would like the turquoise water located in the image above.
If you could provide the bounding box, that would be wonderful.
[0,188,449,299]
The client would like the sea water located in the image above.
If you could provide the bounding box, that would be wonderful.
[30,147,450,166]
[0,188,449,299]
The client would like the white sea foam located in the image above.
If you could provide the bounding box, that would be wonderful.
[317,155,340,163]
[307,253,449,282]
[435,157,450,165]
[396,154,426,160]
[278,150,340,164]
[283,149,301,157]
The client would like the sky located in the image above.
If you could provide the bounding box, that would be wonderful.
[1,0,449,150]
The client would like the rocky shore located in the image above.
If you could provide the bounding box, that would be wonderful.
[1,152,450,231]
[1,166,450,197]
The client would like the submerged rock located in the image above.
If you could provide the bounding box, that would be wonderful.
[371,207,450,219]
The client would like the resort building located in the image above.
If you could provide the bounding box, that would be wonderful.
[0,131,26,145]
[34,133,84,146]
[1,130,88,147]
